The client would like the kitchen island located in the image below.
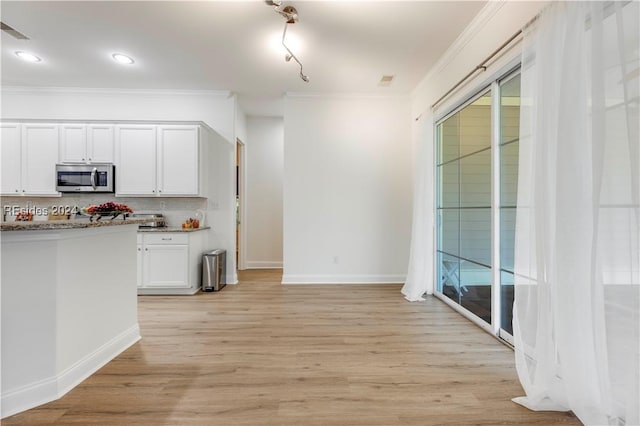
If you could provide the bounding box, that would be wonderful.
[0,218,152,418]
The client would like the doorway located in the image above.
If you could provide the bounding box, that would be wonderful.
[236,138,246,271]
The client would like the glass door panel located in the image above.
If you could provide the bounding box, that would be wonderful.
[499,73,521,337]
[439,161,460,208]
[460,209,492,267]
[439,252,462,305]
[460,262,492,324]
[440,114,460,164]
[436,90,493,325]
[460,149,491,207]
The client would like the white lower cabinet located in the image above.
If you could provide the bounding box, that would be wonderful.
[136,237,143,288]
[137,231,206,295]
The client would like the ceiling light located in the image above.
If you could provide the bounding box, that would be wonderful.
[112,53,134,65]
[267,2,309,83]
[15,51,41,63]
[270,31,302,56]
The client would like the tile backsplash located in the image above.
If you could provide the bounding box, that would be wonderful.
[1,195,207,227]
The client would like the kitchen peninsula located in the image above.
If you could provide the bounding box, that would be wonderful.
[1,218,152,418]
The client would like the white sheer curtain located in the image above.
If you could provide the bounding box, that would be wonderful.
[402,113,434,301]
[512,2,639,425]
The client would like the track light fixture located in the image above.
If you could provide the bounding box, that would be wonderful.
[265,1,309,83]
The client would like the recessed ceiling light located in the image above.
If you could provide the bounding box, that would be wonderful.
[15,51,41,63]
[112,53,134,65]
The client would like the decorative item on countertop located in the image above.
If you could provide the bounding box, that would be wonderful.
[48,213,70,221]
[15,211,33,221]
[81,202,133,221]
[195,209,205,227]
[182,217,200,229]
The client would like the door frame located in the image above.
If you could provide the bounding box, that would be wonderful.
[236,138,247,271]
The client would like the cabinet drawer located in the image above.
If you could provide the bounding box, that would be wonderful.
[143,233,189,245]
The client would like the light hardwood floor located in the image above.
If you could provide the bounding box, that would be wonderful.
[4,270,579,425]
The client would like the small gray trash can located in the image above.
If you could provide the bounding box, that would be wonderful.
[202,249,226,292]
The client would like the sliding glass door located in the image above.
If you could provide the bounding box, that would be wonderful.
[436,70,521,339]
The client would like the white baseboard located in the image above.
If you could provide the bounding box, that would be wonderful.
[1,324,141,419]
[0,377,58,421]
[245,261,283,269]
[281,274,406,284]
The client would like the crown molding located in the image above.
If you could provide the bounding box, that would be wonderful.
[1,86,232,97]
[285,92,409,100]
[412,0,507,95]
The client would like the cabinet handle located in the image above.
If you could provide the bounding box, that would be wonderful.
[161,237,172,241]
[152,190,155,193]
[82,158,85,161]
[88,158,92,161]
[22,190,25,193]
[15,189,18,193]
[137,248,141,251]
[145,248,148,251]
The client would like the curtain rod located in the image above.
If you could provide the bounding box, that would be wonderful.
[430,28,523,110]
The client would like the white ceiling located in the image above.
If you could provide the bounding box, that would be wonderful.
[1,1,486,116]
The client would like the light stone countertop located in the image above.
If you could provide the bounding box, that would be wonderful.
[0,217,156,231]
[137,226,210,233]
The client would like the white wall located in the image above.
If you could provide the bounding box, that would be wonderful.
[283,94,412,284]
[1,87,237,143]
[203,127,238,284]
[235,102,248,144]
[407,1,546,293]
[245,117,283,269]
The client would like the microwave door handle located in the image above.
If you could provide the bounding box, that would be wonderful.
[90,167,97,190]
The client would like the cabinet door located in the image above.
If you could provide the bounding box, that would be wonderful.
[59,124,87,163]
[22,124,60,195]
[137,243,143,288]
[1,123,22,195]
[157,125,199,196]
[87,124,114,163]
[115,125,156,195]
[143,244,189,288]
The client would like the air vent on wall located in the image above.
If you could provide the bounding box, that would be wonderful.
[379,75,395,87]
[1,22,30,40]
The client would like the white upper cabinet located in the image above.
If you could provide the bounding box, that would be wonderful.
[2,121,202,198]
[157,125,199,196]
[87,124,114,163]
[1,123,60,196]
[59,124,86,163]
[115,124,200,197]
[115,125,157,196]
[60,124,114,164]
[1,123,22,195]
[22,124,60,195]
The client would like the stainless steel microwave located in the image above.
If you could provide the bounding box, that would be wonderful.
[56,164,115,193]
